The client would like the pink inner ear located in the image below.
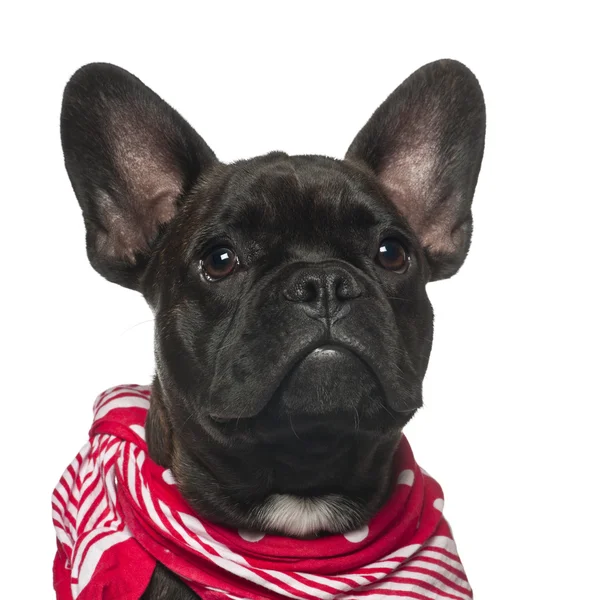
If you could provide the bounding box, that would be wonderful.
[382,166,469,260]
[94,187,180,264]
[379,138,440,230]
[95,109,185,262]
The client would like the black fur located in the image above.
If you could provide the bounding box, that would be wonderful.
[60,59,485,598]
[141,563,201,600]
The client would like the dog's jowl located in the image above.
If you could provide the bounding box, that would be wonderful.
[53,59,485,599]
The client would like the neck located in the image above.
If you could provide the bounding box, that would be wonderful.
[146,378,402,536]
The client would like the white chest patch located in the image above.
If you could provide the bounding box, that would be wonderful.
[254,493,358,537]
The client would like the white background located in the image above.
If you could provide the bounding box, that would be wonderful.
[1,1,598,598]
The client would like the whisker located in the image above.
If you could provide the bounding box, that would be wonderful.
[353,407,361,431]
[120,319,155,336]
[289,415,301,440]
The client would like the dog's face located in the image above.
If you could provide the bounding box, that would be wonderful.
[61,60,485,536]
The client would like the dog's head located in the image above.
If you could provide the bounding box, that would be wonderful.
[61,60,485,536]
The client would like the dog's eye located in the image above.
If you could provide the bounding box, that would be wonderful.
[201,247,239,281]
[376,238,409,272]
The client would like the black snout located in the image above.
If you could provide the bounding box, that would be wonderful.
[283,264,362,323]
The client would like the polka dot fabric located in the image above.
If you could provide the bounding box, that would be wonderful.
[53,385,472,599]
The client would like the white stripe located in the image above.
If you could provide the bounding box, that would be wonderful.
[72,526,111,579]
[127,447,139,506]
[93,386,147,412]
[77,478,104,530]
[93,386,124,411]
[362,580,461,600]
[299,570,373,588]
[141,481,170,532]
[54,480,69,505]
[364,543,422,570]
[254,569,334,599]
[55,526,73,549]
[204,588,247,600]
[426,535,459,555]
[320,541,450,589]
[103,437,121,462]
[130,424,146,441]
[104,460,119,509]
[78,439,111,499]
[95,396,150,420]
[72,456,93,503]
[292,572,356,592]
[84,494,109,533]
[52,509,64,523]
[136,449,146,474]
[177,511,251,566]
[51,497,65,521]
[84,442,120,532]
[63,497,80,533]
[62,466,74,488]
[389,565,471,599]
[75,529,132,597]
[97,503,122,530]
[71,443,90,471]
[416,549,467,576]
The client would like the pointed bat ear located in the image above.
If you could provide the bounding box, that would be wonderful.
[61,63,217,289]
[346,59,486,281]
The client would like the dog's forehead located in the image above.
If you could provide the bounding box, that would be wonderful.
[199,153,394,236]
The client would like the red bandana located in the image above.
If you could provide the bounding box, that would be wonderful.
[52,385,472,600]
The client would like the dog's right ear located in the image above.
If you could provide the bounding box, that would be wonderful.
[61,63,217,289]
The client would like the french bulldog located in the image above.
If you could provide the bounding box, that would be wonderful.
[60,58,485,599]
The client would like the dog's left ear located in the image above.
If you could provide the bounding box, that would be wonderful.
[346,59,486,281]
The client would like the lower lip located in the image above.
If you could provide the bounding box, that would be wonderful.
[209,416,229,423]
[307,344,357,360]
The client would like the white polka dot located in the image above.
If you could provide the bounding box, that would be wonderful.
[397,469,415,486]
[238,529,266,542]
[420,466,431,477]
[344,525,369,543]
[162,469,176,485]
[433,498,444,511]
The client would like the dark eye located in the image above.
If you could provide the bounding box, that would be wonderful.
[376,238,409,272]
[201,247,238,281]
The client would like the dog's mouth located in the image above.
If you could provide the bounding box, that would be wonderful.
[272,344,379,412]
[208,344,415,435]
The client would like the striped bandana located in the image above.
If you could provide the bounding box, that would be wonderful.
[52,385,472,600]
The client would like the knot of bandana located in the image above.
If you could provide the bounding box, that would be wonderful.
[52,385,472,600]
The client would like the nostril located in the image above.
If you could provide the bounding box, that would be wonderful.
[284,275,319,303]
[304,279,318,303]
[334,276,362,302]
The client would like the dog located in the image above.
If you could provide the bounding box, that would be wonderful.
[59,58,485,599]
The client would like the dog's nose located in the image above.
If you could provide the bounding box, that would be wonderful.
[283,264,362,322]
